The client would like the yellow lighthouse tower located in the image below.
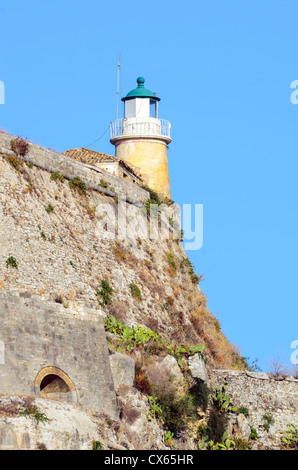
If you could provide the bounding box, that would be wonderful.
[110,77,172,199]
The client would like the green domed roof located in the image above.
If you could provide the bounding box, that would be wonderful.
[122,77,160,102]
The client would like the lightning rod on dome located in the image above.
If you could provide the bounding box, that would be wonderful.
[116,54,121,121]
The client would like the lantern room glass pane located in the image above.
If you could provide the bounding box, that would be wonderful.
[125,100,136,118]
[150,100,157,118]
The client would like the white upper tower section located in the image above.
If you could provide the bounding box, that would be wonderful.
[110,77,171,144]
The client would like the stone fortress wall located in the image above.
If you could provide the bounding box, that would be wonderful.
[0,131,296,449]
[0,290,119,420]
[0,132,150,429]
[210,369,298,447]
[0,132,149,205]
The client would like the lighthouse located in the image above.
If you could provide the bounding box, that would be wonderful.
[110,77,172,200]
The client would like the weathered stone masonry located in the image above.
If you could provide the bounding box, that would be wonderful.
[210,369,298,446]
[0,131,297,449]
[0,132,149,205]
[0,290,118,420]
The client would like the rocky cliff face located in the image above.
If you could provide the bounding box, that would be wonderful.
[0,135,296,451]
[0,143,241,370]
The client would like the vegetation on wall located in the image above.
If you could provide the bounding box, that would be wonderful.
[20,406,50,424]
[10,137,29,157]
[0,136,296,450]
[50,171,65,182]
[141,184,161,206]
[281,424,298,449]
[68,176,87,196]
[129,283,143,301]
[105,314,263,448]
[104,314,206,364]
[6,255,18,269]
[96,280,113,307]
[181,257,204,285]
[6,154,24,171]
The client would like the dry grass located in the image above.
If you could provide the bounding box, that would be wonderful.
[5,154,24,171]
[0,395,35,418]
[134,362,152,395]
[84,204,96,220]
[143,316,159,332]
[189,305,245,369]
[146,281,166,299]
[107,299,130,323]
[120,405,141,424]
[0,402,19,417]
[136,267,154,285]
[112,241,139,268]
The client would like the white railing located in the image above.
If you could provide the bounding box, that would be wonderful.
[110,118,171,140]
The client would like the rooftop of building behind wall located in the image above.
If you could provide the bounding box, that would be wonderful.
[63,147,124,166]
[62,147,143,183]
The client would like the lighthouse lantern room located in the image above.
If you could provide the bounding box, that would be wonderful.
[110,77,172,199]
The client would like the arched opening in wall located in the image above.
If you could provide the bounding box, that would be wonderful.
[34,366,77,404]
[40,374,70,397]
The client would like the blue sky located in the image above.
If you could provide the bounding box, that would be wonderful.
[1,0,298,372]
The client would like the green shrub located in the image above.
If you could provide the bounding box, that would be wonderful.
[105,316,163,354]
[165,252,176,271]
[238,407,249,418]
[168,216,175,228]
[20,406,50,424]
[181,257,203,284]
[249,427,259,440]
[45,204,54,214]
[104,315,206,363]
[208,431,235,450]
[152,386,196,436]
[281,424,298,449]
[262,413,275,433]
[96,280,113,307]
[164,430,175,447]
[141,185,161,205]
[197,426,235,450]
[188,378,210,412]
[6,256,18,269]
[147,395,163,421]
[129,283,142,301]
[92,440,104,450]
[143,362,208,436]
[99,179,109,188]
[212,382,238,414]
[50,171,65,182]
[234,437,251,450]
[205,404,229,445]
[144,198,161,218]
[68,176,87,196]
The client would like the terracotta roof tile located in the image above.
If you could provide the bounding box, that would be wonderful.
[62,147,142,181]
[62,148,118,164]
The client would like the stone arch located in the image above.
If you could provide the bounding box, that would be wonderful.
[34,366,78,404]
